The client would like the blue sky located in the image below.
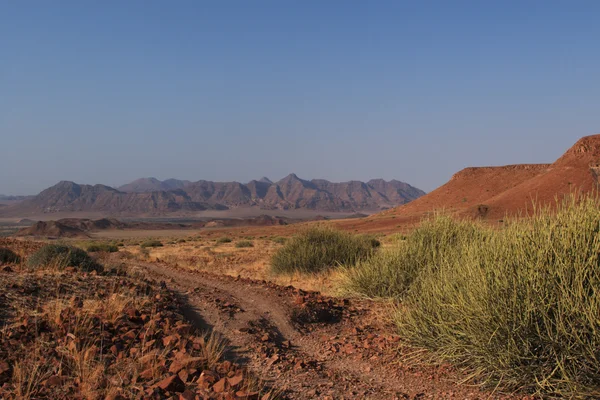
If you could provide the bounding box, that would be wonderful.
[1,1,599,194]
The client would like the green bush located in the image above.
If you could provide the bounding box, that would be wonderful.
[216,237,232,244]
[271,227,378,275]
[140,240,163,248]
[271,236,287,245]
[341,216,484,299]
[235,240,254,248]
[86,243,119,253]
[0,248,20,264]
[27,244,102,272]
[344,196,600,396]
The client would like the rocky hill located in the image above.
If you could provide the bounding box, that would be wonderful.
[0,174,424,217]
[345,134,600,233]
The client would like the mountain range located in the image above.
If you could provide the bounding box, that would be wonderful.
[0,174,425,217]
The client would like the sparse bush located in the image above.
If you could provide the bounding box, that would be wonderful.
[28,244,102,272]
[177,238,186,243]
[235,240,254,248]
[271,227,378,275]
[140,240,163,248]
[343,196,600,396]
[139,247,150,259]
[0,247,20,264]
[216,237,232,244]
[271,236,287,245]
[86,243,119,253]
[342,216,483,299]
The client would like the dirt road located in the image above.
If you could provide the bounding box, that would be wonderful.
[140,262,524,400]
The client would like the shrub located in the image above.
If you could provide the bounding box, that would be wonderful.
[271,236,286,245]
[0,247,20,264]
[216,237,232,244]
[86,243,119,253]
[341,216,484,299]
[177,238,186,243]
[235,240,254,248]
[362,196,600,397]
[140,240,163,248]
[27,244,102,272]
[271,227,378,275]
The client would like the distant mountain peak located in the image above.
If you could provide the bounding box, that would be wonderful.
[2,175,425,217]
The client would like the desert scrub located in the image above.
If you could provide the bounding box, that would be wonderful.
[216,237,232,244]
[341,216,485,299]
[27,244,101,272]
[271,236,287,244]
[235,240,254,248]
[86,243,119,253]
[0,247,20,264]
[386,196,600,397]
[271,227,379,275]
[140,240,163,248]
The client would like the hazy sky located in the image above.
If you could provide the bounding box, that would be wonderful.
[2,1,599,195]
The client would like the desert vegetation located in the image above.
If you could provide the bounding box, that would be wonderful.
[140,239,163,248]
[341,195,600,397]
[27,244,101,272]
[235,240,254,248]
[0,247,20,264]
[271,227,379,275]
[86,242,119,253]
[0,239,275,399]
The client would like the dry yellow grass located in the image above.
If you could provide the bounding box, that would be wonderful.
[119,236,348,295]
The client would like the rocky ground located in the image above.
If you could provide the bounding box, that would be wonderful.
[138,260,531,400]
[0,238,533,399]
[0,239,274,399]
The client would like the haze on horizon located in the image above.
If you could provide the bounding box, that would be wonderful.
[2,1,599,196]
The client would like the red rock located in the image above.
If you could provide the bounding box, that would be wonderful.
[213,377,227,393]
[0,361,9,375]
[227,372,243,387]
[139,368,154,380]
[293,361,305,371]
[169,360,184,374]
[267,355,279,366]
[163,334,179,347]
[178,369,190,383]
[260,334,270,342]
[122,329,137,340]
[197,371,218,389]
[156,374,185,392]
[179,389,195,400]
[216,360,232,375]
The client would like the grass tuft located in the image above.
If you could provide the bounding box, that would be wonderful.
[0,247,20,264]
[86,243,119,253]
[27,244,102,272]
[235,240,254,248]
[271,227,378,275]
[140,240,163,248]
[342,195,600,397]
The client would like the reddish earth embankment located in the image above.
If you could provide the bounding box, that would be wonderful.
[335,134,600,232]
